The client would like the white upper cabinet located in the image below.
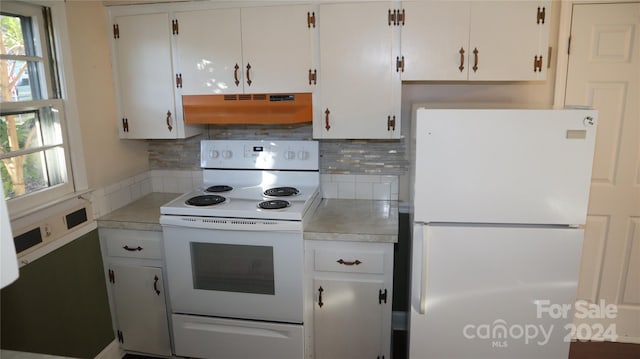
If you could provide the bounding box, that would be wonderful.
[174,8,242,96]
[315,2,401,139]
[111,12,201,139]
[401,1,550,81]
[241,6,315,94]
[401,2,470,81]
[175,5,315,95]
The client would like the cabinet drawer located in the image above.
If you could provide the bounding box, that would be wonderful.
[103,229,163,260]
[314,249,385,274]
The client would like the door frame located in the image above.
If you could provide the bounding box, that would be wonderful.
[552,0,639,108]
[552,0,640,344]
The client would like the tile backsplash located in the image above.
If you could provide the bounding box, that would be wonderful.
[148,125,409,176]
[92,124,408,218]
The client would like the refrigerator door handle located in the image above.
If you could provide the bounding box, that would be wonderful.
[419,227,429,314]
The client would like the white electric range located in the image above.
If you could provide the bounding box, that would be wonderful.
[160,139,320,359]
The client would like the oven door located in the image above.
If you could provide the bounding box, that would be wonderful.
[161,215,303,323]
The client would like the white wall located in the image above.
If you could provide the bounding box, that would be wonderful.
[65,1,149,189]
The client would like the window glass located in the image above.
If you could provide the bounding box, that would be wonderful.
[191,242,276,295]
[1,4,73,208]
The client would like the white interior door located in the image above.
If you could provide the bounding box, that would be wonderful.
[565,2,640,343]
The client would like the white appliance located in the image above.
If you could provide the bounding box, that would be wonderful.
[409,107,598,359]
[161,139,320,359]
[1,172,18,288]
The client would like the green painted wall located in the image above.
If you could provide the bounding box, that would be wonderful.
[1,229,114,358]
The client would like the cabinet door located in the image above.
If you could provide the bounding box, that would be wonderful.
[313,278,386,359]
[110,264,171,356]
[316,2,400,139]
[401,1,471,80]
[112,13,177,139]
[241,5,315,94]
[175,8,243,95]
[469,1,549,81]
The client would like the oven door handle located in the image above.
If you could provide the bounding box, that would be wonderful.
[183,321,293,339]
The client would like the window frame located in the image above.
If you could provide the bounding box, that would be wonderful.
[1,1,87,218]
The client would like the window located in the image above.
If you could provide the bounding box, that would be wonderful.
[1,2,74,215]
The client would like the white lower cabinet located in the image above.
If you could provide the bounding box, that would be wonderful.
[99,228,172,356]
[305,240,393,359]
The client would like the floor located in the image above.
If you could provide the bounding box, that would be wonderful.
[567,341,640,359]
[123,339,640,358]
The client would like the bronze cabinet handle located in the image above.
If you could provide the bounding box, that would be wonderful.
[153,275,160,296]
[337,259,362,266]
[233,63,240,86]
[166,110,173,132]
[473,48,479,73]
[123,245,143,251]
[246,63,252,86]
[459,47,465,72]
[318,286,324,308]
[325,108,331,131]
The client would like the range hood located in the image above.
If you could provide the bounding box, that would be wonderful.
[182,93,312,125]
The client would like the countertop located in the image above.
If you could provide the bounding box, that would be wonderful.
[97,194,398,243]
[304,199,398,243]
[96,192,180,231]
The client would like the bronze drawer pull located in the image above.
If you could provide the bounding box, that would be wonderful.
[337,259,362,266]
[123,245,143,251]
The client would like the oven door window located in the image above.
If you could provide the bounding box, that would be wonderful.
[190,243,275,295]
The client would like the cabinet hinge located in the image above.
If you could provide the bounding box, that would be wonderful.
[388,9,405,26]
[108,269,115,283]
[537,6,546,25]
[117,330,124,343]
[387,115,396,131]
[121,118,129,133]
[396,9,405,26]
[534,55,543,72]
[396,56,405,73]
[176,73,183,88]
[307,11,316,28]
[379,288,388,304]
[112,24,120,39]
[309,69,317,85]
[172,19,179,35]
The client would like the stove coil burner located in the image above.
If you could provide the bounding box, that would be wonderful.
[186,195,226,206]
[264,186,300,197]
[205,185,233,193]
[258,200,290,210]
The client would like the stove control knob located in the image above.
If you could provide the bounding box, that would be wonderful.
[210,150,219,159]
[222,150,233,159]
[285,150,296,160]
[297,151,308,160]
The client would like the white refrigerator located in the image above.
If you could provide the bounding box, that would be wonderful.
[409,107,598,359]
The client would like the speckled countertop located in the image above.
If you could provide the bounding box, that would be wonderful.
[97,194,398,243]
[97,192,180,231]
[304,199,398,243]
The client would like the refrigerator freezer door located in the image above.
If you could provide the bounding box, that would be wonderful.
[413,108,597,225]
[409,224,583,359]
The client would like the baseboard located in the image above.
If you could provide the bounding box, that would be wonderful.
[94,340,122,359]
